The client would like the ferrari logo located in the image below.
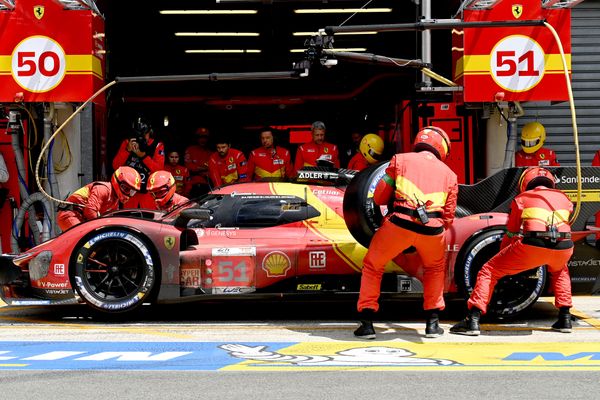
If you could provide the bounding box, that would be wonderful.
[34,5,44,20]
[512,4,523,19]
[164,236,175,250]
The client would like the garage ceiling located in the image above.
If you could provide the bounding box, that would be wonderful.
[96,0,460,135]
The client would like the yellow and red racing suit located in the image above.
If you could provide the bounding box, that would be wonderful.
[208,148,249,187]
[357,150,458,313]
[247,146,293,181]
[294,141,340,173]
[467,187,574,314]
[347,152,370,172]
[165,164,191,196]
[57,182,119,231]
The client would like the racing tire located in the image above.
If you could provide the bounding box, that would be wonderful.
[343,161,390,248]
[70,230,158,314]
[456,228,547,319]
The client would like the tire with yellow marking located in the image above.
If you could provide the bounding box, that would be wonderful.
[343,161,390,247]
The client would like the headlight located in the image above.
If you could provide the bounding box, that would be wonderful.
[28,251,53,281]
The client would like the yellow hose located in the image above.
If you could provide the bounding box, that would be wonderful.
[544,22,581,224]
[34,80,117,206]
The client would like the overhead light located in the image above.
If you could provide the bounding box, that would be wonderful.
[163,116,169,127]
[289,48,367,53]
[160,10,258,15]
[185,49,262,53]
[294,8,392,14]
[176,32,260,37]
[292,31,377,36]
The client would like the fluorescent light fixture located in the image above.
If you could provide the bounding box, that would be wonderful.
[160,10,258,15]
[292,31,377,36]
[185,49,262,53]
[176,32,260,37]
[290,48,367,53]
[294,8,392,14]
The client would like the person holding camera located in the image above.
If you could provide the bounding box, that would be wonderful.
[112,117,165,209]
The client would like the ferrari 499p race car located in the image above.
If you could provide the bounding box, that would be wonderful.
[0,165,598,318]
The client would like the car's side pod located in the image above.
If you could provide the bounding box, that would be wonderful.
[174,208,213,229]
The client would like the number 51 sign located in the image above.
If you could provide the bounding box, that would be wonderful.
[453,0,571,102]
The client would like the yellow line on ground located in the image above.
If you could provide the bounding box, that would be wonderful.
[570,309,600,330]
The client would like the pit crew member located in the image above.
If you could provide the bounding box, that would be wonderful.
[146,170,189,212]
[515,122,560,167]
[247,127,293,181]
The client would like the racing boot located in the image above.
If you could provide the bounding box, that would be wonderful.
[354,309,376,339]
[551,307,572,333]
[450,308,481,336]
[425,309,444,338]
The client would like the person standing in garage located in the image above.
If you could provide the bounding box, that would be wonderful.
[294,121,340,173]
[347,133,385,171]
[515,122,560,167]
[451,167,574,336]
[208,137,249,187]
[247,127,294,181]
[354,126,458,340]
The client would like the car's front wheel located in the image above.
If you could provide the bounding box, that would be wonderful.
[71,230,157,314]
[456,229,547,319]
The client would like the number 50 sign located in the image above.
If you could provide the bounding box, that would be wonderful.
[11,36,66,93]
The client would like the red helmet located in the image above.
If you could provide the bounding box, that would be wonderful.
[111,166,141,203]
[147,170,176,208]
[412,126,451,161]
[518,167,556,193]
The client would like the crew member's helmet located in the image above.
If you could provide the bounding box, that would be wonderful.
[132,117,152,136]
[518,166,556,193]
[111,166,141,203]
[412,126,451,161]
[147,170,176,208]
[359,133,384,164]
[521,122,546,154]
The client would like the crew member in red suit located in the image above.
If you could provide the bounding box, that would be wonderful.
[294,121,340,173]
[184,127,214,198]
[515,122,560,167]
[354,126,458,340]
[165,150,191,196]
[208,138,249,187]
[347,133,384,171]
[147,171,189,212]
[57,166,141,231]
[112,117,165,209]
[451,167,574,336]
[247,127,293,181]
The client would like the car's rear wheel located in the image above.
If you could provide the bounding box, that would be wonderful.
[71,230,157,314]
[456,229,547,319]
[343,161,390,248]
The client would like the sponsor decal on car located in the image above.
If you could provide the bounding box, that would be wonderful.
[53,264,65,275]
[164,236,176,250]
[212,247,256,257]
[308,251,326,269]
[296,284,322,291]
[262,251,291,277]
[181,269,201,288]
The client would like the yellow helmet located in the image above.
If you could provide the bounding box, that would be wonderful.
[359,133,384,164]
[521,122,546,154]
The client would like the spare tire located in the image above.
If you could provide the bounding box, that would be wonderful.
[343,161,390,248]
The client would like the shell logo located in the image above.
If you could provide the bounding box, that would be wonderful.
[262,251,291,277]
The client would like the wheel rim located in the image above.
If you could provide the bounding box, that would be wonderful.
[80,238,148,302]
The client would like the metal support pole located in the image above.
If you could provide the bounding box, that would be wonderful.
[421,0,432,87]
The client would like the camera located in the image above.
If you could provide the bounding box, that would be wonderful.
[128,132,148,153]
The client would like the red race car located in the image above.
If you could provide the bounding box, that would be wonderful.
[0,166,598,317]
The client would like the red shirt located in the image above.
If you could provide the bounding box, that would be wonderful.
[160,192,189,212]
[165,164,191,196]
[294,141,340,173]
[65,182,120,221]
[347,153,370,171]
[515,148,560,167]
[247,146,293,180]
[374,151,458,229]
[208,148,249,187]
[184,145,213,186]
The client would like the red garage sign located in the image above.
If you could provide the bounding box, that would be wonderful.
[453,0,571,102]
[0,0,105,102]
